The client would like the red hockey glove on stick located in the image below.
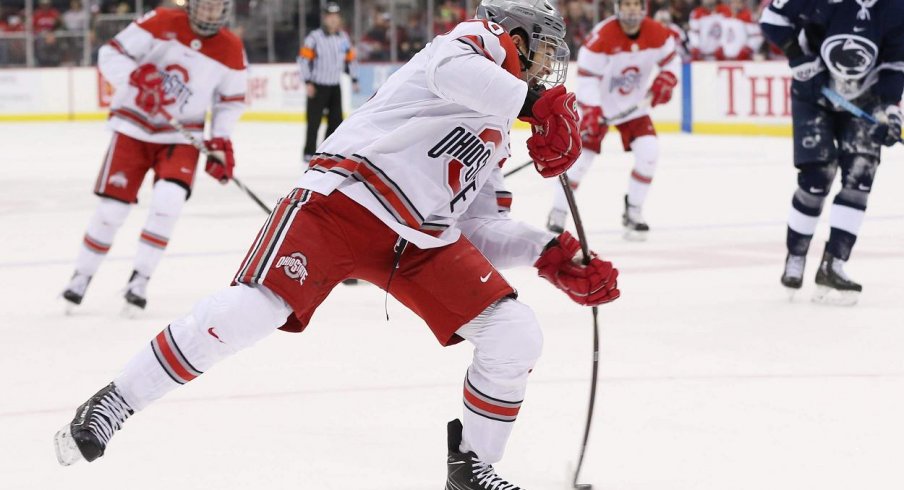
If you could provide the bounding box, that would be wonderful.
[129,64,174,116]
[578,103,607,153]
[649,71,678,107]
[534,231,620,306]
[522,85,582,177]
[204,137,235,184]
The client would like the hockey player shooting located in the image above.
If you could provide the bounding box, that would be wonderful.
[61,0,246,314]
[53,1,621,489]
[761,0,904,305]
[545,0,680,241]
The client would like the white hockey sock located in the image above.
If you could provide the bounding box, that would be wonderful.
[73,198,131,276]
[133,180,187,278]
[551,150,597,212]
[114,284,292,411]
[626,135,658,208]
[454,298,542,464]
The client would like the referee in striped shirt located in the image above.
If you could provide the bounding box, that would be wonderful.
[299,2,359,162]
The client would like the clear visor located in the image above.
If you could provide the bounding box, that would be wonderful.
[190,0,228,36]
[527,33,570,89]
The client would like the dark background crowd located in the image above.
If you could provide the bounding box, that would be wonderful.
[0,0,779,67]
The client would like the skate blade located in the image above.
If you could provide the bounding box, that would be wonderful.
[622,229,648,242]
[54,425,83,466]
[783,286,800,302]
[121,302,144,319]
[811,286,860,306]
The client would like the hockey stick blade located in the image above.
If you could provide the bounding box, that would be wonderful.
[559,174,601,490]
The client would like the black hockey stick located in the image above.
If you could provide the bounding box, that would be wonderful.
[503,159,534,178]
[821,86,904,146]
[559,173,600,490]
[159,107,273,214]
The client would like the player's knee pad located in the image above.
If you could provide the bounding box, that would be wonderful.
[475,298,543,370]
[796,164,836,197]
[630,135,659,177]
[839,154,878,194]
[97,197,131,227]
[169,285,292,369]
[150,179,189,217]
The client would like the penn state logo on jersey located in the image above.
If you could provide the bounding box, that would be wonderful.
[821,34,878,81]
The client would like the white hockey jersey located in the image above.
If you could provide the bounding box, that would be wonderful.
[297,19,552,262]
[98,8,247,144]
[575,17,679,125]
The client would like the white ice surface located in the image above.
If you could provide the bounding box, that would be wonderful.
[1,122,902,490]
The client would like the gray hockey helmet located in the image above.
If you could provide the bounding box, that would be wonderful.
[476,0,569,88]
[188,0,230,37]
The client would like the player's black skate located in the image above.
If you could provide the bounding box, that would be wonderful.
[54,382,133,466]
[546,208,566,234]
[123,270,149,316]
[812,251,862,306]
[446,419,523,490]
[622,195,649,242]
[780,253,806,300]
[62,272,92,314]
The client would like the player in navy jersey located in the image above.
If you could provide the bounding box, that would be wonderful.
[761,0,904,305]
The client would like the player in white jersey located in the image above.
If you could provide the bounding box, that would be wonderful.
[61,0,247,313]
[545,0,680,241]
[53,1,620,488]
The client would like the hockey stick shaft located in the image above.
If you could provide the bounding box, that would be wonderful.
[820,86,904,145]
[558,173,600,489]
[158,107,273,214]
[503,159,534,178]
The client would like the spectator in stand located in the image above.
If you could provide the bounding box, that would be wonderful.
[35,30,62,66]
[62,0,88,31]
[688,0,730,61]
[1,12,27,65]
[360,10,391,61]
[714,0,761,61]
[433,0,465,35]
[400,12,426,60]
[654,8,690,62]
[33,0,62,33]
[563,0,593,60]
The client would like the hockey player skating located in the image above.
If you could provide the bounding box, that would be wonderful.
[53,1,621,489]
[545,0,679,241]
[61,0,246,314]
[761,0,904,305]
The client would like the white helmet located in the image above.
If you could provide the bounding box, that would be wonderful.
[476,0,569,88]
[188,0,230,37]
[614,0,648,30]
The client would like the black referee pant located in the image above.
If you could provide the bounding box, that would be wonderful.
[304,83,344,157]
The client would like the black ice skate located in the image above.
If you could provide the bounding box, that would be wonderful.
[446,419,523,490]
[812,251,862,306]
[780,253,806,299]
[123,270,149,316]
[622,195,649,242]
[54,382,133,466]
[342,278,360,285]
[546,208,566,234]
[62,272,92,314]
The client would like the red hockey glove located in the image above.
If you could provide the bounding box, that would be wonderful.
[204,137,235,184]
[738,46,754,61]
[534,231,620,306]
[522,85,581,178]
[690,48,702,61]
[649,71,678,107]
[129,64,174,116]
[578,103,608,153]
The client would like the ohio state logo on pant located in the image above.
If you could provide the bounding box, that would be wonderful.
[275,252,309,285]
